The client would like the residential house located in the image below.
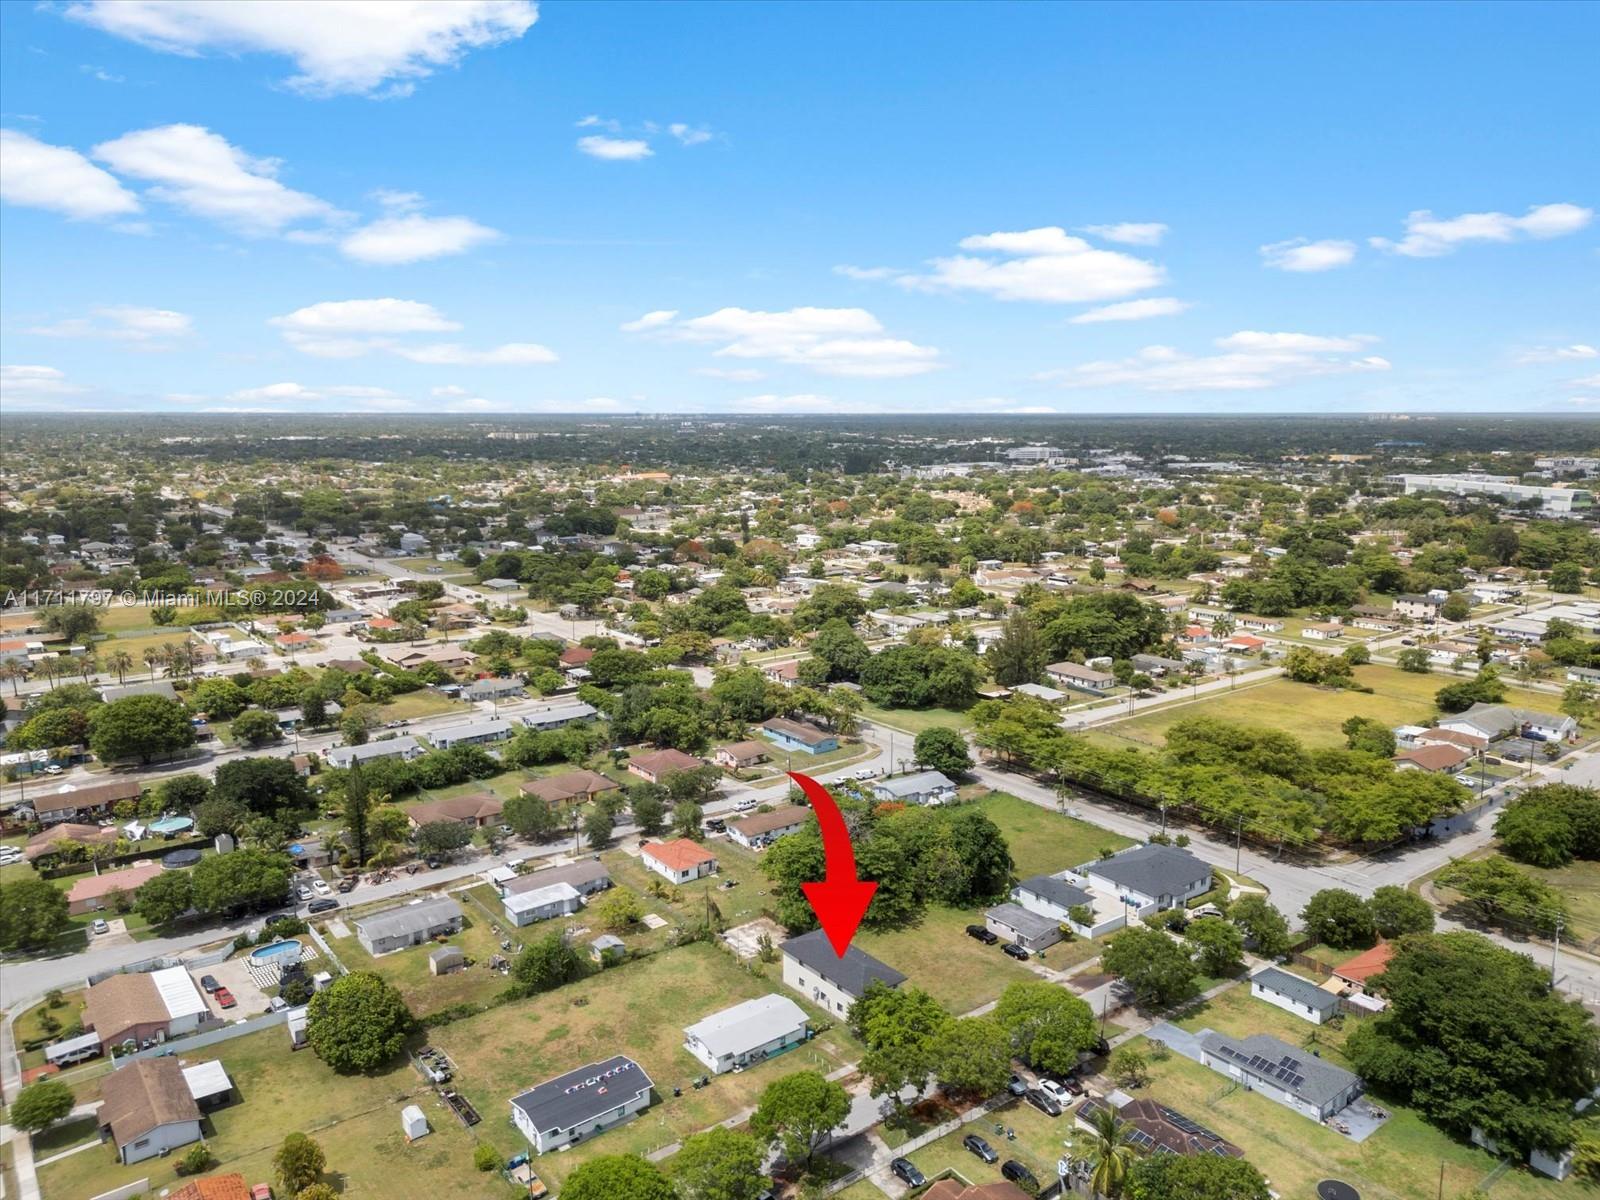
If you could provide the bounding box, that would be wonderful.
[762,659,803,687]
[500,859,612,900]
[519,700,598,730]
[429,716,515,750]
[1074,1096,1242,1158]
[627,748,706,784]
[100,680,179,703]
[1224,633,1266,653]
[1250,967,1341,1024]
[1436,703,1576,744]
[504,882,584,926]
[509,1055,653,1154]
[463,677,525,703]
[23,821,119,863]
[66,862,165,915]
[728,805,811,850]
[760,716,839,756]
[1198,1032,1361,1122]
[519,769,620,807]
[380,644,476,671]
[558,646,594,670]
[869,770,958,806]
[683,994,811,1075]
[1414,726,1488,753]
[166,1174,251,1200]
[640,839,718,884]
[1045,661,1115,694]
[1130,653,1186,677]
[1074,843,1213,911]
[1330,941,1393,998]
[1236,616,1285,633]
[714,740,769,771]
[481,577,522,591]
[780,928,905,1017]
[1011,682,1069,705]
[405,792,505,831]
[324,736,424,769]
[1011,873,1103,936]
[1394,594,1443,620]
[1303,622,1344,640]
[31,778,144,826]
[1393,744,1471,774]
[983,902,1062,953]
[354,897,464,956]
[84,966,210,1051]
[98,1057,203,1164]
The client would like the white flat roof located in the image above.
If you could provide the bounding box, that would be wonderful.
[504,882,581,913]
[152,966,208,1021]
[683,993,809,1060]
[181,1060,232,1099]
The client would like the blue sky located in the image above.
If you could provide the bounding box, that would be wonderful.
[1,0,1596,416]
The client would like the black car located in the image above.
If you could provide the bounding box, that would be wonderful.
[1025,1088,1062,1117]
[890,1158,926,1187]
[966,923,999,945]
[963,1134,998,1164]
[1002,941,1031,961]
[307,898,339,914]
[199,974,220,993]
[337,877,357,893]
[1002,1161,1039,1190]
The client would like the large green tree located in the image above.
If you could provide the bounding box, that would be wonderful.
[511,929,585,994]
[306,971,413,1073]
[929,1016,1012,1096]
[212,756,312,823]
[273,1132,327,1195]
[563,1155,677,1200]
[89,694,196,763]
[1300,888,1376,948]
[672,1128,768,1200]
[986,612,1049,687]
[1101,927,1199,1007]
[0,879,70,951]
[992,980,1096,1075]
[913,726,972,777]
[8,1079,73,1132]
[1125,1153,1271,1200]
[1227,894,1291,959]
[750,1070,850,1170]
[1368,884,1435,939]
[190,848,293,914]
[851,981,949,1102]
[135,870,194,925]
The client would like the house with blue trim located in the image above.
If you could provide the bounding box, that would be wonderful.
[760,716,839,755]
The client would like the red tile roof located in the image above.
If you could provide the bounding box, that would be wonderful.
[642,839,717,872]
[1334,940,1394,984]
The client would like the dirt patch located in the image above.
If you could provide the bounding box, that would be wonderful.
[722,916,787,961]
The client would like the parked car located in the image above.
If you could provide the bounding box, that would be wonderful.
[250,1186,272,1200]
[307,898,339,914]
[1025,1088,1062,1117]
[1002,1161,1038,1190]
[966,924,999,944]
[1401,638,1416,645]
[214,987,237,1009]
[890,1158,926,1187]
[1007,1073,1028,1097]
[963,1134,998,1164]
[199,974,220,993]
[1043,1074,1084,1098]
[337,877,357,893]
[267,997,289,1013]
[705,818,727,834]
[734,798,757,812]
[0,848,24,865]
[296,884,313,901]
[1002,941,1030,961]
[43,764,63,774]
[91,918,109,935]
[312,878,331,895]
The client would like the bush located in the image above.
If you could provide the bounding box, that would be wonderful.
[473,1142,501,1172]
[178,1143,214,1176]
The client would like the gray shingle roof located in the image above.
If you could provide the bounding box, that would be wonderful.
[1200,1031,1358,1109]
[354,896,462,942]
[1015,874,1093,910]
[984,902,1060,941]
[781,929,906,998]
[1251,966,1339,1015]
[502,859,610,896]
[510,1055,652,1135]
[1088,844,1211,898]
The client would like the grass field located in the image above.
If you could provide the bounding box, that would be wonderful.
[97,602,223,632]
[859,701,974,736]
[1508,857,1600,944]
[1095,663,1569,750]
[379,690,472,719]
[327,905,518,1015]
[976,790,1135,878]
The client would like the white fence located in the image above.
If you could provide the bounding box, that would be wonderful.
[111,1009,288,1065]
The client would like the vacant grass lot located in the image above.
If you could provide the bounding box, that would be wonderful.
[98,601,223,632]
[976,791,1134,878]
[853,906,1067,1013]
[859,701,974,736]
[1097,664,1569,750]
[327,905,516,1015]
[1521,857,1600,944]
[432,942,858,1190]
[380,689,474,720]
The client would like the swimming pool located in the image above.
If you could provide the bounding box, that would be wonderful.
[149,816,194,835]
[249,939,302,964]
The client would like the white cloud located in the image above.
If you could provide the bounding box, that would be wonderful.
[1371,203,1593,257]
[0,129,141,219]
[668,123,713,146]
[1260,238,1358,272]
[620,310,678,332]
[628,306,942,378]
[577,135,653,161]
[833,265,899,282]
[0,364,87,402]
[1041,330,1389,392]
[271,298,459,355]
[371,188,425,211]
[1068,297,1191,324]
[575,115,621,132]
[1515,343,1598,364]
[93,123,338,235]
[1080,222,1168,246]
[340,212,500,264]
[62,0,537,97]
[27,305,193,346]
[1571,373,1600,389]
[893,226,1164,303]
[392,342,557,365]
[695,366,765,381]
[226,382,323,403]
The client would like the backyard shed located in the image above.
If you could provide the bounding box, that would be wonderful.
[429,945,466,976]
[401,1104,430,1141]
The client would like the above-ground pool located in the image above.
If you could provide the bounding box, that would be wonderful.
[250,939,302,964]
[162,848,203,868]
[150,816,194,836]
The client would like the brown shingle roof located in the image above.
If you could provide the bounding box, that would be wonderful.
[84,973,166,1046]
[24,822,119,862]
[99,1058,200,1148]
[32,778,143,814]
[731,806,811,838]
[66,862,165,905]
[407,792,503,826]
[630,748,704,776]
[520,769,619,805]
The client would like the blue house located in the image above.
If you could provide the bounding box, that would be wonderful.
[760,716,839,756]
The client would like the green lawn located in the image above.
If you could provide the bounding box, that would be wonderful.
[13,989,86,1069]
[1098,663,1571,750]
[326,904,519,1017]
[1172,979,1358,1067]
[859,700,975,736]
[380,690,473,719]
[97,601,223,632]
[1514,857,1600,944]
[976,790,1135,878]
[902,1098,1067,1196]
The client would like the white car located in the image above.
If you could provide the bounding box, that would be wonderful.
[91,918,109,935]
[0,849,22,865]
[312,878,331,895]
[43,764,64,774]
[733,798,757,812]
[296,884,313,902]
[1037,1079,1075,1106]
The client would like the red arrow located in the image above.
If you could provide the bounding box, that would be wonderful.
[788,771,877,956]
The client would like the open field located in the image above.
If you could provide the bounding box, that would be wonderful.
[859,701,974,736]
[1095,663,1571,750]
[326,903,518,1016]
[97,601,224,632]
[1522,857,1600,944]
[432,941,859,1190]
[976,790,1135,878]
[378,690,473,719]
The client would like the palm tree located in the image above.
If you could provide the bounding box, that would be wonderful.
[76,654,98,684]
[106,649,133,684]
[36,657,61,691]
[1077,1104,1137,1199]
[142,646,167,680]
[0,661,20,696]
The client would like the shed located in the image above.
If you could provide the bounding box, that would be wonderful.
[590,934,625,964]
[429,945,466,976]
[401,1104,430,1141]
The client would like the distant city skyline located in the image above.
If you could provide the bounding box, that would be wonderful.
[1,1,1595,415]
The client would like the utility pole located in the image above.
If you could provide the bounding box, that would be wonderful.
[1235,815,1244,874]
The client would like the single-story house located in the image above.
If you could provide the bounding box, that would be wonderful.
[1415,726,1488,753]
[98,1057,203,1164]
[1331,941,1393,995]
[1250,966,1341,1025]
[84,966,210,1051]
[728,805,811,850]
[1046,661,1116,694]
[1074,843,1213,911]
[24,821,120,862]
[1224,634,1267,653]
[1303,622,1344,640]
[870,770,958,806]
[379,644,477,671]
[482,577,522,591]
[1075,1096,1242,1158]
[167,1174,251,1200]
[714,740,769,771]
[501,859,612,899]
[31,778,144,826]
[762,660,803,687]
[354,896,464,956]
[1011,873,1099,935]
[1199,1031,1361,1121]
[640,839,718,884]
[99,680,179,703]
[324,736,424,769]
[519,700,599,731]
[760,716,839,756]
[1436,703,1576,744]
[429,716,515,750]
[558,646,594,669]
[984,902,1063,953]
[1011,682,1070,705]
[1130,653,1187,678]
[504,881,584,926]
[780,928,906,1017]
[463,677,526,703]
[1393,744,1471,774]
[520,769,620,807]
[683,994,811,1075]
[509,1055,653,1154]
[66,862,165,915]
[627,748,706,784]
[406,792,505,830]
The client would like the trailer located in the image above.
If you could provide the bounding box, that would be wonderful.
[503,1153,548,1198]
